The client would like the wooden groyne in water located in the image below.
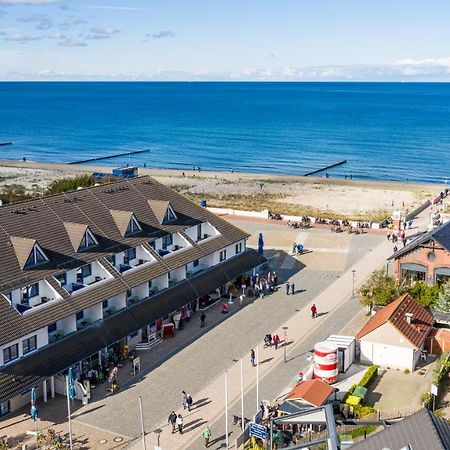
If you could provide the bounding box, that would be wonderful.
[303,159,347,177]
[0,142,12,147]
[68,148,151,165]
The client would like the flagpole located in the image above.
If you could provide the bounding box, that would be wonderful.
[240,357,244,432]
[138,396,147,450]
[225,371,229,449]
[66,376,74,450]
[256,345,259,414]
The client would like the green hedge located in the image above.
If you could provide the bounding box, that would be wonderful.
[359,365,378,388]
[342,365,378,404]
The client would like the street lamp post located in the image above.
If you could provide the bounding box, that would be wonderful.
[352,270,356,298]
[282,326,288,364]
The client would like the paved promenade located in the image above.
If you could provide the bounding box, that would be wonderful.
[126,236,391,450]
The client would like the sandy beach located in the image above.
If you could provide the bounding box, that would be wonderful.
[0,159,442,221]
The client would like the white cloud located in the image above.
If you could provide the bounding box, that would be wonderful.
[17,13,53,30]
[87,26,120,39]
[3,32,40,42]
[58,17,86,31]
[57,37,86,47]
[90,6,144,11]
[0,0,57,4]
[151,30,175,39]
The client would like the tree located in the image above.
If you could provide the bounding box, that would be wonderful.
[408,282,442,308]
[45,175,95,195]
[435,281,450,312]
[358,268,405,309]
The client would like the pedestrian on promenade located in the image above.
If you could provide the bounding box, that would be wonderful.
[273,272,278,286]
[200,312,206,327]
[311,304,317,319]
[285,282,290,295]
[168,411,177,433]
[182,390,188,409]
[176,414,184,434]
[273,334,280,350]
[291,282,295,295]
[202,426,212,447]
[239,294,245,306]
[292,242,297,254]
[186,394,193,411]
[251,349,256,367]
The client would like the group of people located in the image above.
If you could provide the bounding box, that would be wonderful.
[167,392,213,447]
[250,271,278,297]
[292,242,304,255]
[285,281,296,295]
[263,333,281,349]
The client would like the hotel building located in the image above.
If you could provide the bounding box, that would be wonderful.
[0,176,264,416]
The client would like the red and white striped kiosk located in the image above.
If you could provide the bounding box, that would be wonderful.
[313,341,339,383]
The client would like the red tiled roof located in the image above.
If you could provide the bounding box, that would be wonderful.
[285,379,334,407]
[356,294,435,349]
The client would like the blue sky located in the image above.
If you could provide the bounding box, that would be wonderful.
[1,0,450,80]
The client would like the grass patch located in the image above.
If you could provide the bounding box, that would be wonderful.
[340,425,378,441]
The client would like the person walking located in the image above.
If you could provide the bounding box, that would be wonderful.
[291,282,295,295]
[200,312,206,328]
[273,334,280,350]
[182,390,188,409]
[250,349,256,367]
[176,414,184,434]
[186,394,193,412]
[311,304,317,319]
[285,282,290,295]
[202,426,212,447]
[168,411,177,433]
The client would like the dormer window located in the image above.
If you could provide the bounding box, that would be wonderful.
[164,205,177,223]
[79,228,98,251]
[125,215,142,236]
[64,222,98,253]
[24,243,48,268]
[10,236,49,270]
[110,210,142,237]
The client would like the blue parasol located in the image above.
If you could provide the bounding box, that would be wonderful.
[258,232,264,255]
[30,387,38,422]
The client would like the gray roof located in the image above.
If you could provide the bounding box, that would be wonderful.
[0,176,249,346]
[0,249,266,403]
[388,220,450,260]
[350,408,450,450]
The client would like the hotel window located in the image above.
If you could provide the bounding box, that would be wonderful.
[24,244,48,269]
[220,250,227,262]
[48,323,57,333]
[79,229,98,251]
[193,259,199,267]
[79,264,92,280]
[124,248,136,264]
[22,336,37,355]
[55,272,67,286]
[4,292,12,303]
[148,280,152,290]
[106,254,116,266]
[235,243,242,254]
[102,300,108,309]
[0,400,10,417]
[3,343,19,364]
[126,216,142,235]
[22,283,39,302]
[163,206,177,223]
[76,311,84,321]
[162,234,173,250]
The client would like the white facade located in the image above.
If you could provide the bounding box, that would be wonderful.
[359,323,422,371]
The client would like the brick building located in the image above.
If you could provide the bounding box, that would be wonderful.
[389,221,450,286]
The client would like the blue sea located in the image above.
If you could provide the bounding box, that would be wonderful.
[0,82,450,184]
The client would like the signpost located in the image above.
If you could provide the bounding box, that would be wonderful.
[249,422,267,441]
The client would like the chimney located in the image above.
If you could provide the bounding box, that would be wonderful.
[405,313,413,325]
